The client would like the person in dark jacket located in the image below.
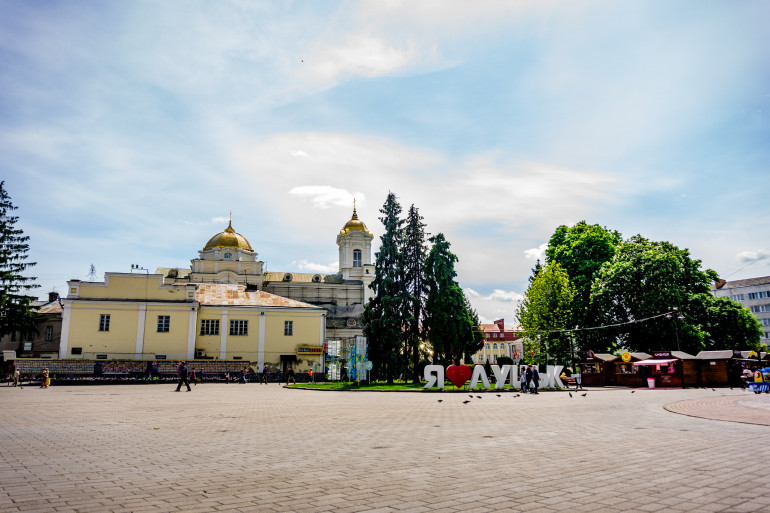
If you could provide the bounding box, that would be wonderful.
[175,361,191,392]
[531,366,540,394]
[525,365,533,393]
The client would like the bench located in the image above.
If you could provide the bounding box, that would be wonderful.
[560,375,582,391]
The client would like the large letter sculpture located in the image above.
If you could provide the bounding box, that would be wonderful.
[423,365,445,389]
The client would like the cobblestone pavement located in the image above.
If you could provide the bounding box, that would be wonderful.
[1,384,769,513]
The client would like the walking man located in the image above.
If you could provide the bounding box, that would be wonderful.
[525,365,533,393]
[175,361,191,392]
[532,366,540,394]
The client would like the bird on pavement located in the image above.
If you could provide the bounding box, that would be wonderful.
[581,393,587,397]
[476,396,482,399]
[463,400,471,404]
[569,392,572,398]
[437,399,443,403]
[496,394,501,397]
[631,391,635,393]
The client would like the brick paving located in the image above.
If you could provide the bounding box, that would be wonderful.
[1,384,769,512]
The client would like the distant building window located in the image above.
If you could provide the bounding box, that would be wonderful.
[353,249,362,267]
[27,332,34,341]
[284,321,293,336]
[23,342,32,351]
[45,326,53,341]
[99,314,110,332]
[731,294,745,301]
[157,316,170,333]
[200,319,220,336]
[751,306,770,313]
[762,319,770,327]
[224,252,232,260]
[749,291,769,300]
[492,343,498,350]
[71,347,83,355]
[230,320,248,336]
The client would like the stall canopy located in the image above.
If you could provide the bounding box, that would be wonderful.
[633,359,677,366]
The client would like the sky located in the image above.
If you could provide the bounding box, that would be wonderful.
[2,0,769,324]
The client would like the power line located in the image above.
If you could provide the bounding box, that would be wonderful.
[516,311,673,336]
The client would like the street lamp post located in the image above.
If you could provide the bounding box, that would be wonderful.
[667,308,685,351]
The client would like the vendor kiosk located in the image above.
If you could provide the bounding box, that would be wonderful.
[633,351,697,388]
[578,352,617,386]
[614,352,651,387]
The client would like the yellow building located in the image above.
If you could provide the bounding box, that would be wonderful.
[60,273,325,372]
[160,207,374,342]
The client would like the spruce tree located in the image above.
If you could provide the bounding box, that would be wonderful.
[0,181,40,345]
[362,193,407,384]
[401,204,428,383]
[424,233,475,365]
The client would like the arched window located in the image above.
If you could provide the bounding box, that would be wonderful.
[492,343,498,350]
[353,249,362,267]
[224,252,232,260]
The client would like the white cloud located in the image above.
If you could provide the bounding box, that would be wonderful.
[289,186,364,210]
[308,35,414,81]
[524,242,548,262]
[295,260,339,274]
[738,250,770,264]
[211,216,229,224]
[464,287,524,325]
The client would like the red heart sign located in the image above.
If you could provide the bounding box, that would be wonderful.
[446,364,471,388]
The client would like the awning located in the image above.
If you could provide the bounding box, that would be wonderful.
[633,359,677,366]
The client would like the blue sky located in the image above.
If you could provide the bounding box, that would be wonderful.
[2,0,769,324]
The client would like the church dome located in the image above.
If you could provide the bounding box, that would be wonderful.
[204,221,254,252]
[340,206,372,237]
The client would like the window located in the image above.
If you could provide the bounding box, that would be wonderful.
[731,294,745,301]
[353,249,362,267]
[71,347,82,355]
[224,252,232,260]
[762,319,770,327]
[157,315,170,333]
[284,321,293,336]
[230,320,248,336]
[200,319,220,335]
[23,342,32,351]
[492,343,498,350]
[99,314,110,332]
[749,291,769,300]
[751,306,770,313]
[45,326,53,341]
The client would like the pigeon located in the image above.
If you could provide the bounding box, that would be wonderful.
[463,400,471,404]
[711,388,716,391]
[468,394,474,398]
[580,393,587,397]
[476,396,482,399]
[514,394,520,397]
[496,394,501,397]
[437,399,443,403]
[631,390,635,393]
[569,392,572,398]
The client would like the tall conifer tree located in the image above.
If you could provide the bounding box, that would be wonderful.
[424,233,475,365]
[401,204,428,383]
[362,192,407,384]
[0,181,40,344]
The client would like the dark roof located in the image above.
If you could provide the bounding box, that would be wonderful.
[712,275,770,290]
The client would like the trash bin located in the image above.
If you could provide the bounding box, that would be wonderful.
[647,377,655,389]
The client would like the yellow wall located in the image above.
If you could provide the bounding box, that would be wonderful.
[76,274,189,301]
[141,305,192,357]
[66,303,140,357]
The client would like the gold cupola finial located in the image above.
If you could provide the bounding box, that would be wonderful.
[340,199,372,237]
[203,216,254,251]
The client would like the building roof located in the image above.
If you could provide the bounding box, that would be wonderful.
[263,272,344,284]
[203,221,253,252]
[339,205,373,237]
[479,324,500,332]
[194,283,321,309]
[31,300,63,314]
[713,275,770,290]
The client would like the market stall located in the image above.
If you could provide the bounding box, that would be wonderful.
[578,351,617,387]
[613,352,651,387]
[633,351,697,388]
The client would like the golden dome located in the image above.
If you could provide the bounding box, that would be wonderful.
[203,221,254,252]
[340,205,373,237]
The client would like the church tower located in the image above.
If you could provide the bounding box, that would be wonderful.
[336,204,375,301]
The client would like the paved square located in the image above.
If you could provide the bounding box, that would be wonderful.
[1,384,769,512]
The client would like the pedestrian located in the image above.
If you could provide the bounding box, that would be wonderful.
[40,368,50,389]
[175,361,191,392]
[13,365,20,387]
[261,366,268,384]
[525,365,533,393]
[520,366,528,393]
[240,366,249,384]
[531,366,540,394]
[224,371,230,383]
[189,366,197,386]
[286,366,296,385]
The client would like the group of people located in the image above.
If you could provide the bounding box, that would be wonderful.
[175,362,275,390]
[520,364,540,394]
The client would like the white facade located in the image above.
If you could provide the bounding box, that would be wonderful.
[713,276,770,340]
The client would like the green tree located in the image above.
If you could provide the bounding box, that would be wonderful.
[545,221,622,352]
[401,204,428,383]
[516,262,576,365]
[362,193,407,384]
[686,293,763,351]
[0,181,40,345]
[590,235,719,354]
[424,233,476,365]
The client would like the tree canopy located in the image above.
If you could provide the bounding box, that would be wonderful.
[516,262,576,365]
[0,181,40,344]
